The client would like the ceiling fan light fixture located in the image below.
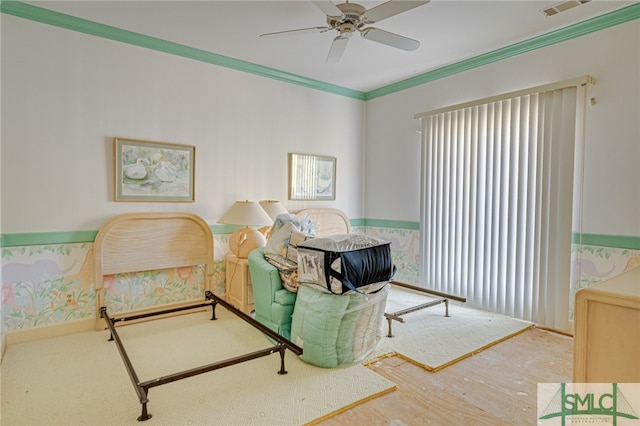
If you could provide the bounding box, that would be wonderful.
[262,1,430,64]
[338,22,356,36]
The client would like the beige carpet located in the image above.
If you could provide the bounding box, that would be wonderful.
[365,285,534,372]
[1,286,534,425]
[0,309,396,426]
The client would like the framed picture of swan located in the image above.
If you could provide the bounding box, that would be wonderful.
[115,137,195,202]
[288,152,336,200]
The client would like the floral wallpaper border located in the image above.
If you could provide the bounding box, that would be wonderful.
[1,237,229,342]
[2,227,638,343]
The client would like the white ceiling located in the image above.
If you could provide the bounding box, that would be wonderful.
[26,0,634,92]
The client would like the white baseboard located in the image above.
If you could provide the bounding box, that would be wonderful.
[1,299,219,364]
[4,318,96,347]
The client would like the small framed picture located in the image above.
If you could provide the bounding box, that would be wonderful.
[114,137,195,202]
[288,153,336,200]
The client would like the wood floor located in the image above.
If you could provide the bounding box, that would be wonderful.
[319,327,573,426]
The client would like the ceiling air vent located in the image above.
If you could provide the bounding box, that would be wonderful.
[542,0,591,17]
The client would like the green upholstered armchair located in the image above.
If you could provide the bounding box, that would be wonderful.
[247,208,351,341]
[247,247,297,340]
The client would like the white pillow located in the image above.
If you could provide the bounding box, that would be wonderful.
[264,221,293,257]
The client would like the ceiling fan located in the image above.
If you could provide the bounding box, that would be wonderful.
[259,1,430,64]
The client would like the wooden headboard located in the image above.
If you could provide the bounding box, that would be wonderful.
[93,212,214,327]
[296,208,351,237]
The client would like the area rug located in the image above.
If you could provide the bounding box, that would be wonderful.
[0,308,396,425]
[365,284,534,372]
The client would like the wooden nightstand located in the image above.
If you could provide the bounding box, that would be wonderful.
[225,254,254,315]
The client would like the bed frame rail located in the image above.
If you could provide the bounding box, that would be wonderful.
[384,281,467,338]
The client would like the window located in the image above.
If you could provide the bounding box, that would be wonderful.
[416,77,591,330]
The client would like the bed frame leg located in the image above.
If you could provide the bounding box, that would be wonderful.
[205,291,218,320]
[445,299,450,317]
[137,401,152,422]
[210,302,218,321]
[277,346,288,375]
[386,317,394,338]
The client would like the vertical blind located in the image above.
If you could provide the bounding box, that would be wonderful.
[290,153,320,200]
[416,78,590,331]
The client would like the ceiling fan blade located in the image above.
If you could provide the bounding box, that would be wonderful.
[364,0,430,23]
[311,1,344,18]
[326,35,350,64]
[360,27,420,51]
[260,26,330,38]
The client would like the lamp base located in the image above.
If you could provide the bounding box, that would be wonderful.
[229,227,266,258]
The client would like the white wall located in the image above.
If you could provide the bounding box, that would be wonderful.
[1,15,366,233]
[365,20,640,238]
[2,15,638,239]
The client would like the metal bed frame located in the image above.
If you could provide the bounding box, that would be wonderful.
[384,281,467,337]
[101,290,302,421]
[91,212,304,421]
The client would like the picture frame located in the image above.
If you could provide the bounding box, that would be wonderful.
[288,153,336,200]
[115,137,195,202]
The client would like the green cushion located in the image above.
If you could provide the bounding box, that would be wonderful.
[274,289,297,306]
[290,285,351,368]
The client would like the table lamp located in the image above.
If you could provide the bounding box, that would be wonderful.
[258,200,289,239]
[219,200,274,258]
[259,200,289,221]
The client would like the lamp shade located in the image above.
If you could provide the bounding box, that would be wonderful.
[259,200,289,220]
[218,201,273,226]
[219,201,273,258]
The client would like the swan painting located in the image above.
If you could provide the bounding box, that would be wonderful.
[123,158,148,180]
[116,138,194,201]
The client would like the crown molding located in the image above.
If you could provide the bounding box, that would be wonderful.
[0,1,366,100]
[365,3,640,100]
[2,2,638,101]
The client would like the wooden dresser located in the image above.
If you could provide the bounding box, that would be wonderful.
[573,267,640,383]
